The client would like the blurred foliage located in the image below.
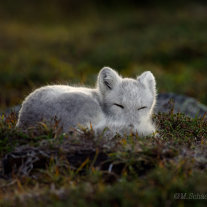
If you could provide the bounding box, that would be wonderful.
[0,0,207,108]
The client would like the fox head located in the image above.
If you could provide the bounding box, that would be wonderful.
[97,67,157,135]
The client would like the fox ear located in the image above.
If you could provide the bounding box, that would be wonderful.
[98,67,121,93]
[137,71,156,95]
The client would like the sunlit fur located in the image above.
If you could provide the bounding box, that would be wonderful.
[16,67,157,137]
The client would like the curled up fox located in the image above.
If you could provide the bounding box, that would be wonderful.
[16,67,157,137]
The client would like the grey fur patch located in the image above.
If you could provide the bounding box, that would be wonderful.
[16,67,158,137]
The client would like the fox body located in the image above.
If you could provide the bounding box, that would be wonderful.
[16,67,157,136]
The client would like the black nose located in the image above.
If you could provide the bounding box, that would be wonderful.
[129,124,134,128]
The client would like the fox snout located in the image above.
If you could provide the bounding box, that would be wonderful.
[128,123,134,128]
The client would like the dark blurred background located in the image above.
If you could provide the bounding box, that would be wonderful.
[0,0,207,108]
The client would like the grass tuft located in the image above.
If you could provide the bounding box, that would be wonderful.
[0,111,206,206]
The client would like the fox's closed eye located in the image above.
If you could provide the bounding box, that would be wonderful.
[114,103,124,109]
[138,106,147,110]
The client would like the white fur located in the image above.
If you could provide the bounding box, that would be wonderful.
[16,67,157,137]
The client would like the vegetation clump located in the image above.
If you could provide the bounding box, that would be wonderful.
[0,111,206,207]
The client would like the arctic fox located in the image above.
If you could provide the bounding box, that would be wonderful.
[16,67,157,137]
